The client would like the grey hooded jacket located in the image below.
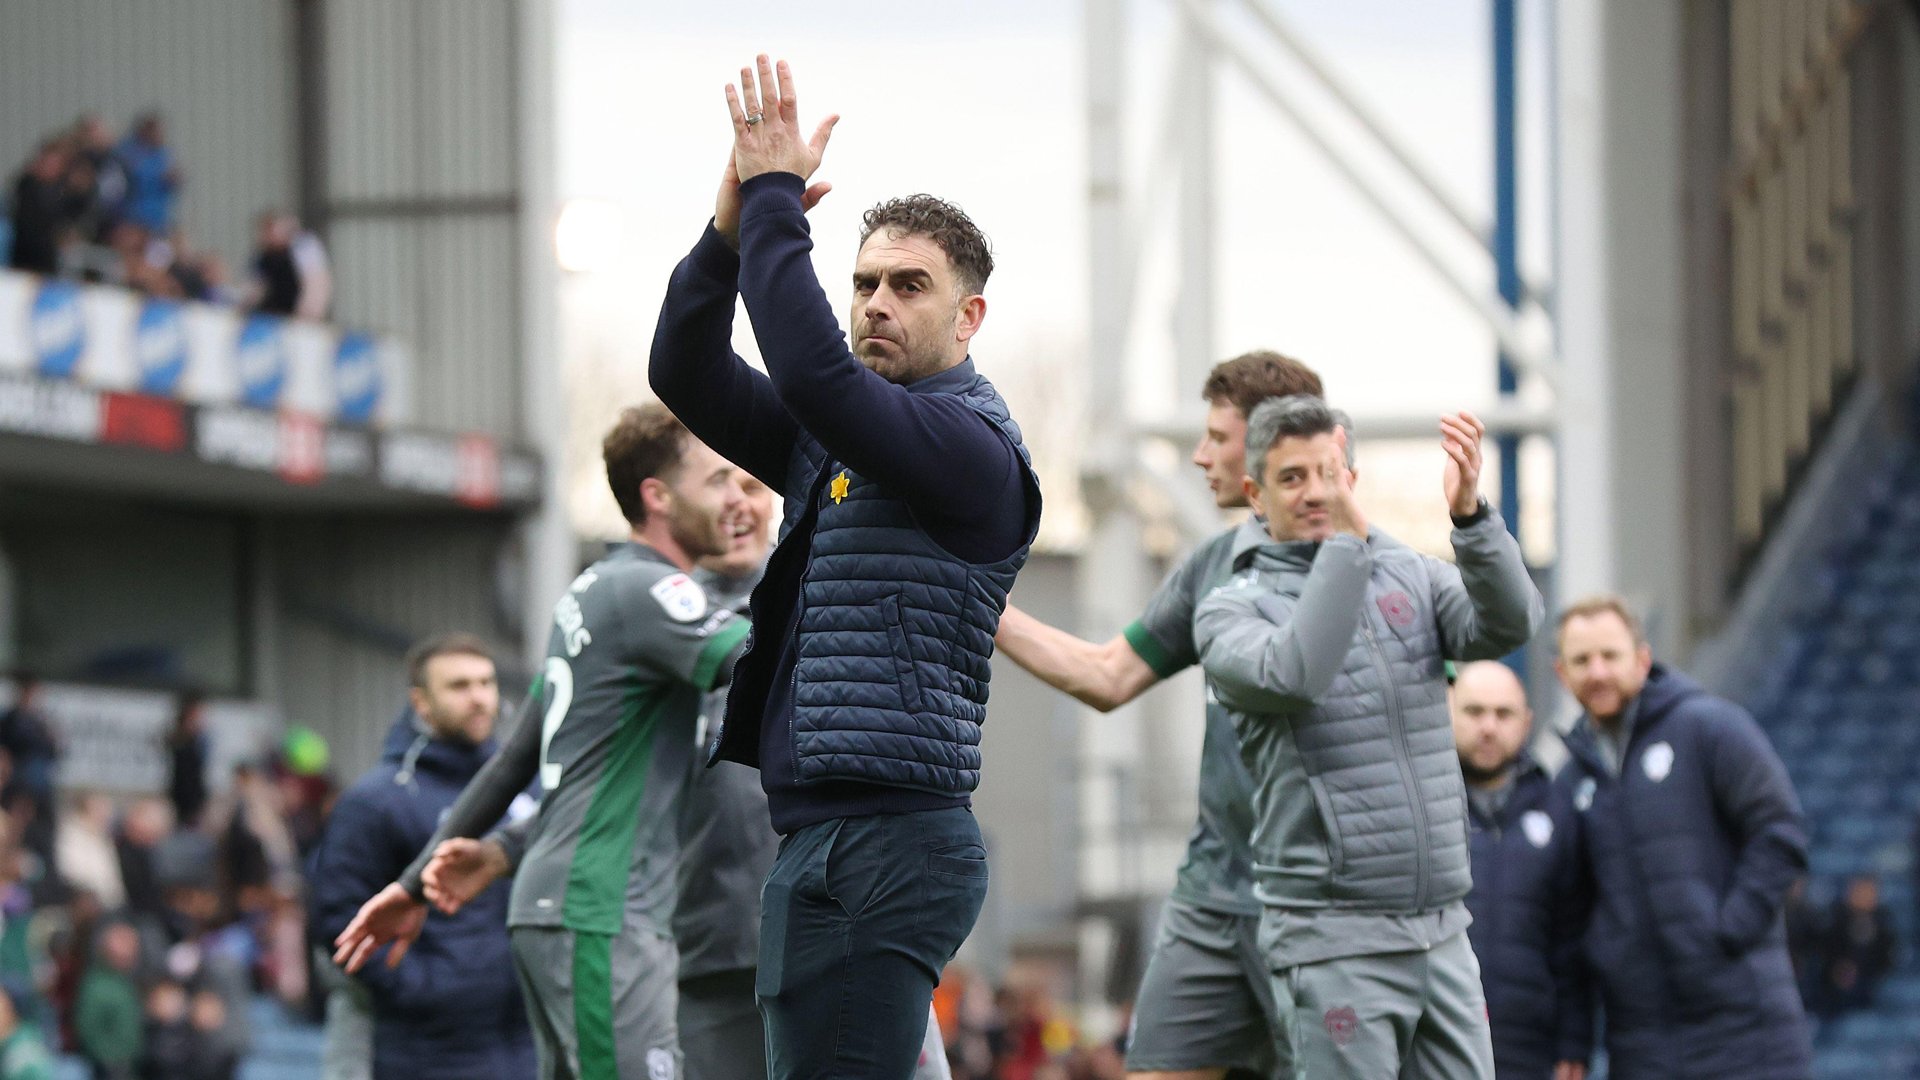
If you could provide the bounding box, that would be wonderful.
[1195,510,1541,939]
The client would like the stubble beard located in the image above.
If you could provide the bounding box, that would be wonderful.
[667,504,730,562]
[856,308,959,385]
[857,341,951,385]
[1457,752,1515,786]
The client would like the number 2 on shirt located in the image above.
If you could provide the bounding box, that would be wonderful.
[539,657,573,789]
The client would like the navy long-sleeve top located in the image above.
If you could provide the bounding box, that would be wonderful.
[650,171,1031,830]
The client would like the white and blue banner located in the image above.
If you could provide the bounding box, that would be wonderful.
[31,279,84,378]
[235,313,288,409]
[0,273,33,373]
[0,271,407,425]
[135,298,189,395]
[334,332,382,424]
[74,287,137,390]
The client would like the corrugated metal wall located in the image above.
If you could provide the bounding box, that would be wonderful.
[0,0,526,443]
[1726,0,1867,553]
[323,0,523,441]
[269,515,520,780]
[0,1,551,778]
[0,0,297,271]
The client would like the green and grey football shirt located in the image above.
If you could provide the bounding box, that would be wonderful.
[674,563,781,980]
[507,542,751,936]
[1121,515,1270,917]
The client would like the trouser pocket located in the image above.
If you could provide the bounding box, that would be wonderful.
[755,820,842,999]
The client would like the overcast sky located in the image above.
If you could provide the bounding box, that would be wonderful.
[554,0,1557,550]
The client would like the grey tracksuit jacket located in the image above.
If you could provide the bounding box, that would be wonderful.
[1194,511,1542,918]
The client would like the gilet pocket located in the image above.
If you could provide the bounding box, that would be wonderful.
[1307,774,1344,876]
[879,591,924,713]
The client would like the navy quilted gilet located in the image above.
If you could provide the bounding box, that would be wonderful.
[713,361,1040,802]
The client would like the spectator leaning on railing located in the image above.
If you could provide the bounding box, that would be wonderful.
[115,115,179,237]
[7,142,70,276]
[248,211,331,321]
[3,113,306,314]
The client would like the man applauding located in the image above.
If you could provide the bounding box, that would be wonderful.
[649,56,1041,1080]
[1195,397,1541,1080]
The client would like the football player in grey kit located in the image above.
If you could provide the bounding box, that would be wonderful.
[674,472,777,1080]
[334,405,756,1080]
[993,351,1321,1080]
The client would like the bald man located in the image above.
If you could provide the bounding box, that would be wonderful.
[1450,663,1589,1080]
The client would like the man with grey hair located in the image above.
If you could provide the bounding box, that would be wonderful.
[1196,396,1542,1080]
[993,351,1324,1080]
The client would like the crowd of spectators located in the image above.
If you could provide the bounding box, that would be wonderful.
[0,676,337,1080]
[4,112,331,320]
[931,965,1128,1080]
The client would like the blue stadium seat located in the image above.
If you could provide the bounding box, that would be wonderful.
[1760,428,1920,1076]
[1816,1045,1880,1079]
[236,996,323,1080]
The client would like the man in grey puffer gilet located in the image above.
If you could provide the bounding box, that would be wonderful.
[1196,396,1542,1080]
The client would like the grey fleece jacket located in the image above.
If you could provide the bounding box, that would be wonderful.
[1195,511,1542,937]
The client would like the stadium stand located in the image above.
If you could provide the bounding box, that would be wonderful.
[1745,378,1920,1079]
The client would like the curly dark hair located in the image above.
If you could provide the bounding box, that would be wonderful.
[859,195,994,295]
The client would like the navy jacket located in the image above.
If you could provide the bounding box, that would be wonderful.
[1465,755,1589,1080]
[649,174,1041,833]
[311,717,535,1080]
[1557,666,1811,1080]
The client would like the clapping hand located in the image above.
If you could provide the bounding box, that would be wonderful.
[725,55,837,182]
[713,56,836,248]
[1325,427,1368,540]
[1441,411,1487,518]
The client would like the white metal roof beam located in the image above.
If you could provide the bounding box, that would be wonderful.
[1134,402,1557,444]
[1232,0,1552,309]
[1174,0,1562,389]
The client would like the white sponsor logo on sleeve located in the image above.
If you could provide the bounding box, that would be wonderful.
[650,573,708,622]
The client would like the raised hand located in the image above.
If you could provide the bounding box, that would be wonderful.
[724,56,838,189]
[421,837,510,916]
[1440,410,1487,518]
[332,882,426,973]
[1325,428,1368,540]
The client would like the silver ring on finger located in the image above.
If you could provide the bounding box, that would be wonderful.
[745,112,763,125]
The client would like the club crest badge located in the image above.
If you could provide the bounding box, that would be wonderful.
[1376,591,1417,627]
[1574,776,1597,812]
[1324,1005,1359,1046]
[1642,741,1675,783]
[1521,809,1554,849]
[650,573,708,623]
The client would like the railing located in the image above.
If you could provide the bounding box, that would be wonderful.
[0,269,409,426]
[1727,0,1871,554]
